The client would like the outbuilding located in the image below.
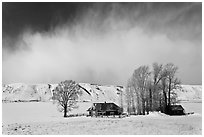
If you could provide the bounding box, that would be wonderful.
[167,105,185,115]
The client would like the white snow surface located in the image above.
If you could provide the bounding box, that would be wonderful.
[2,83,202,134]
[147,111,169,117]
[2,103,202,135]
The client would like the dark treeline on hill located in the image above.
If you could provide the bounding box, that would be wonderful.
[125,62,181,115]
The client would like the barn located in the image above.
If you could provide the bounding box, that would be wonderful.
[167,105,185,115]
[87,102,123,117]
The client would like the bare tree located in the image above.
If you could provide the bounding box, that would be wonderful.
[164,63,181,106]
[161,75,168,113]
[151,63,163,111]
[146,79,152,114]
[159,63,181,113]
[126,63,181,115]
[52,80,81,117]
[126,78,137,114]
[131,65,150,115]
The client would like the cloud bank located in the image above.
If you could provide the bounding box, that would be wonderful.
[2,3,202,85]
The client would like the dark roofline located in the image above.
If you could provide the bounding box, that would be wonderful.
[93,102,116,104]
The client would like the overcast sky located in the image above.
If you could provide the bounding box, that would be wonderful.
[2,2,202,85]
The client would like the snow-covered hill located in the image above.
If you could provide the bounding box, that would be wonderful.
[175,85,202,102]
[2,83,124,105]
[78,83,124,105]
[2,83,202,103]
[2,83,57,102]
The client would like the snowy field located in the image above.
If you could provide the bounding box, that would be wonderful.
[179,101,202,114]
[2,102,202,135]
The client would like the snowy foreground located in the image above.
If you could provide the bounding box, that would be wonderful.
[2,102,202,135]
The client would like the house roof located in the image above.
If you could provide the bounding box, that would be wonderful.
[93,102,115,104]
[170,105,184,111]
[87,102,121,111]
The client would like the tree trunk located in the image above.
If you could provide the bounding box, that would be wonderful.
[127,104,130,114]
[64,105,67,117]
[163,90,168,113]
[149,88,152,112]
[136,95,141,115]
[141,89,145,115]
[146,98,149,114]
[152,85,157,111]
[132,96,136,114]
[168,79,171,106]
[142,100,145,115]
[127,87,131,114]
[159,96,162,112]
[145,98,149,114]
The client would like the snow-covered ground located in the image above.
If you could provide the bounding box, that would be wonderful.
[2,83,202,134]
[2,101,202,135]
[179,101,202,114]
[2,102,92,124]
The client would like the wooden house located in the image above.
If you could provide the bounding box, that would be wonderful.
[87,102,123,117]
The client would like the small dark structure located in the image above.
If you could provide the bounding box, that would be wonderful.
[87,102,123,117]
[167,105,185,115]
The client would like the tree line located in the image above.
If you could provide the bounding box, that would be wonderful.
[125,63,181,115]
[52,63,181,117]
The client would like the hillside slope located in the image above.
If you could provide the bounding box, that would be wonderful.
[2,83,202,103]
[2,83,124,105]
[175,85,202,102]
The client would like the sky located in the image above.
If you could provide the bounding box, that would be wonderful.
[2,2,202,85]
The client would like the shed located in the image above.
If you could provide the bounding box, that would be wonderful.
[167,105,185,115]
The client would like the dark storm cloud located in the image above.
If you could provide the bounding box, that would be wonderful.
[2,2,202,85]
[3,2,201,50]
[2,2,92,50]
